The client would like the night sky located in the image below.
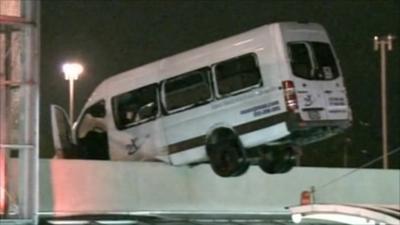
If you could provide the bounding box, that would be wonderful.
[40,0,399,168]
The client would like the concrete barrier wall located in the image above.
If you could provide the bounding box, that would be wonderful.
[35,159,400,215]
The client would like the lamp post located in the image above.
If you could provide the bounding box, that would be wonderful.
[373,35,395,169]
[62,62,83,124]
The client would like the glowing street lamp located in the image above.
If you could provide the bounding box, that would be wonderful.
[62,62,83,124]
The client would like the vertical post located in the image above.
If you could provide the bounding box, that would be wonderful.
[0,24,12,217]
[18,0,40,222]
[343,149,348,167]
[0,36,8,218]
[69,78,74,124]
[374,35,395,169]
[0,147,7,215]
[1,0,40,223]
[379,41,388,169]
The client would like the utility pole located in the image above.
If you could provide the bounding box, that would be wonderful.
[373,34,395,169]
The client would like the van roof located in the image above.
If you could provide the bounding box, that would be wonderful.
[85,22,323,106]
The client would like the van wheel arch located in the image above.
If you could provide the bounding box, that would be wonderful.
[205,127,249,177]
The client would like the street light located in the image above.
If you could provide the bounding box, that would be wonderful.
[62,62,83,124]
[373,34,395,169]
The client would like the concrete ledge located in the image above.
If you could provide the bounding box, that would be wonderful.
[33,159,400,215]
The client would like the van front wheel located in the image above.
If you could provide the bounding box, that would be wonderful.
[206,128,249,177]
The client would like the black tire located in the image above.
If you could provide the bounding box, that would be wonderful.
[258,145,296,174]
[206,128,249,177]
[231,160,250,177]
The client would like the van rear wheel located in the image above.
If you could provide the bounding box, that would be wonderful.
[206,128,249,177]
[258,145,296,174]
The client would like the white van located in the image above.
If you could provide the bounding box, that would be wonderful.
[51,22,352,177]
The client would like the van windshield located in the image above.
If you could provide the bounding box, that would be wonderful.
[288,42,339,80]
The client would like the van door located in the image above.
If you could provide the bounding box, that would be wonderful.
[311,42,350,121]
[50,105,77,158]
[110,84,167,161]
[287,42,350,121]
[75,100,109,160]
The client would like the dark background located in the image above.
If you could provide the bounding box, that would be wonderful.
[40,0,400,168]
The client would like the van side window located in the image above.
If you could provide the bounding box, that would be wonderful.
[112,84,158,129]
[87,100,106,118]
[163,68,211,113]
[288,43,312,79]
[214,54,262,96]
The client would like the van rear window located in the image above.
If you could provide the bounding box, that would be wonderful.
[288,42,339,80]
[311,42,339,80]
[287,43,312,79]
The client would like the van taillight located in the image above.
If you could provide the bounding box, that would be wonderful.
[282,80,298,112]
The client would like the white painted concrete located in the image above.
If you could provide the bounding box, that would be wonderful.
[32,160,399,215]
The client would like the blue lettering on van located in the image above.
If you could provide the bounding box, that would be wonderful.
[254,105,281,117]
[329,109,347,113]
[329,97,345,106]
[240,100,280,117]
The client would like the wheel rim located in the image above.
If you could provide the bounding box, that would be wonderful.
[258,149,276,174]
[275,147,296,173]
[258,146,296,174]
[210,144,240,177]
[207,131,249,177]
